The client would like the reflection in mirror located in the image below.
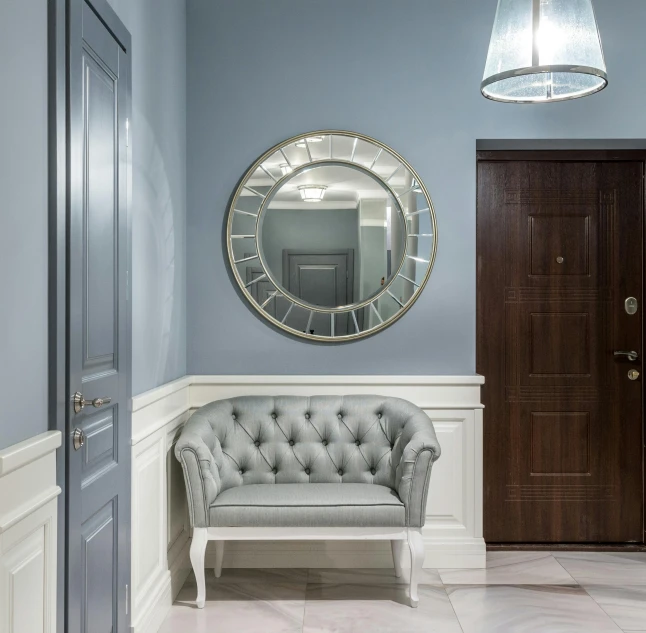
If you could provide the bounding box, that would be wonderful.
[255,163,405,310]
[227,131,436,341]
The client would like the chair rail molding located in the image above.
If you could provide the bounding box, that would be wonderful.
[130,375,484,632]
[0,430,61,633]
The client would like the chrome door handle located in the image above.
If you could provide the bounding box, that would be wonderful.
[614,350,639,362]
[72,428,85,451]
[73,392,112,413]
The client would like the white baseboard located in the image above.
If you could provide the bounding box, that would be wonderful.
[130,375,485,632]
[131,525,191,633]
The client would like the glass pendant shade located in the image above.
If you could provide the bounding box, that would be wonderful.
[482,0,607,103]
[298,185,327,202]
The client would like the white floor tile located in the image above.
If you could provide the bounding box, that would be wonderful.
[553,552,646,585]
[583,584,646,630]
[439,551,576,585]
[447,584,622,633]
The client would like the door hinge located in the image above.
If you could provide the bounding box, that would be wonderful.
[125,584,129,615]
[126,118,130,147]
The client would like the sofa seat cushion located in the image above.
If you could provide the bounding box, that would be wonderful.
[209,483,405,528]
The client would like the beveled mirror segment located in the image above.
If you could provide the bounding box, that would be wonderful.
[227,131,437,341]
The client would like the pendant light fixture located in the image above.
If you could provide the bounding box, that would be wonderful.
[298,185,327,202]
[481,0,607,103]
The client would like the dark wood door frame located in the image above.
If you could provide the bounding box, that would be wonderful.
[476,149,646,546]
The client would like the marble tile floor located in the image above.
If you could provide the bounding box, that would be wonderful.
[159,552,646,633]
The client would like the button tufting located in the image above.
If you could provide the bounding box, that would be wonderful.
[305,468,310,475]
[337,413,343,419]
[378,413,382,419]
[254,441,260,447]
[239,469,244,475]
[355,440,361,446]
[322,439,328,446]
[271,413,277,419]
[305,413,310,419]
[289,440,295,446]
[232,414,237,420]
[272,467,277,474]
[371,468,376,475]
[338,469,344,476]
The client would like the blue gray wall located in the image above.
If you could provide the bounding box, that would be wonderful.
[0,0,48,450]
[187,0,646,376]
[107,0,187,394]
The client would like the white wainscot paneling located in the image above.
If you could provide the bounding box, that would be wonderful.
[130,376,484,631]
[131,384,191,633]
[0,431,61,633]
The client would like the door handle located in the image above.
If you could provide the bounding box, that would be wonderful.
[73,391,112,414]
[72,428,85,451]
[614,350,639,362]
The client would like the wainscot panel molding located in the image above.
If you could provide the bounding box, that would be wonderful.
[0,431,61,633]
[130,375,484,631]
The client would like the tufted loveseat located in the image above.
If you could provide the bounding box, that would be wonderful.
[175,395,441,608]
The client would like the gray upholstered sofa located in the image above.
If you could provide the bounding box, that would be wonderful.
[175,395,441,608]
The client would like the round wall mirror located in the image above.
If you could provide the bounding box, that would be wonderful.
[227,131,437,341]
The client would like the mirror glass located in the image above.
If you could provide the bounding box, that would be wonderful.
[256,163,406,309]
[227,131,437,341]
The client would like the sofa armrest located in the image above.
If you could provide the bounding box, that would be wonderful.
[394,411,441,528]
[175,421,222,528]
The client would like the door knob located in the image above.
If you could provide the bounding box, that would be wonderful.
[73,391,112,414]
[72,428,85,450]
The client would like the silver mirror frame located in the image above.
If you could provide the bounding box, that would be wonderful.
[226,130,438,342]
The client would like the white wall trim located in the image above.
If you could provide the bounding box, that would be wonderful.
[0,431,61,633]
[130,375,484,632]
[0,431,61,476]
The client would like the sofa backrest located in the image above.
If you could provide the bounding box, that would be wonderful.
[183,395,424,493]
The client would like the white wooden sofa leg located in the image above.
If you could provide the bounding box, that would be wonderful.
[190,528,208,609]
[391,539,404,578]
[407,528,424,608]
[214,540,224,578]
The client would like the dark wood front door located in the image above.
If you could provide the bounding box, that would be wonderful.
[477,154,644,543]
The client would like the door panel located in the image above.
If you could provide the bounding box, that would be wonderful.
[284,250,353,336]
[478,158,643,543]
[84,55,117,365]
[68,3,131,632]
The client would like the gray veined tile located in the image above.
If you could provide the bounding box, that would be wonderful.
[303,584,462,633]
[210,567,309,585]
[178,575,307,602]
[582,584,646,630]
[438,551,577,585]
[553,552,646,585]
[446,584,623,633]
[307,567,442,587]
[162,579,306,633]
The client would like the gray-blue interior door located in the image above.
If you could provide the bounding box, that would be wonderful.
[285,251,353,335]
[67,3,131,632]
